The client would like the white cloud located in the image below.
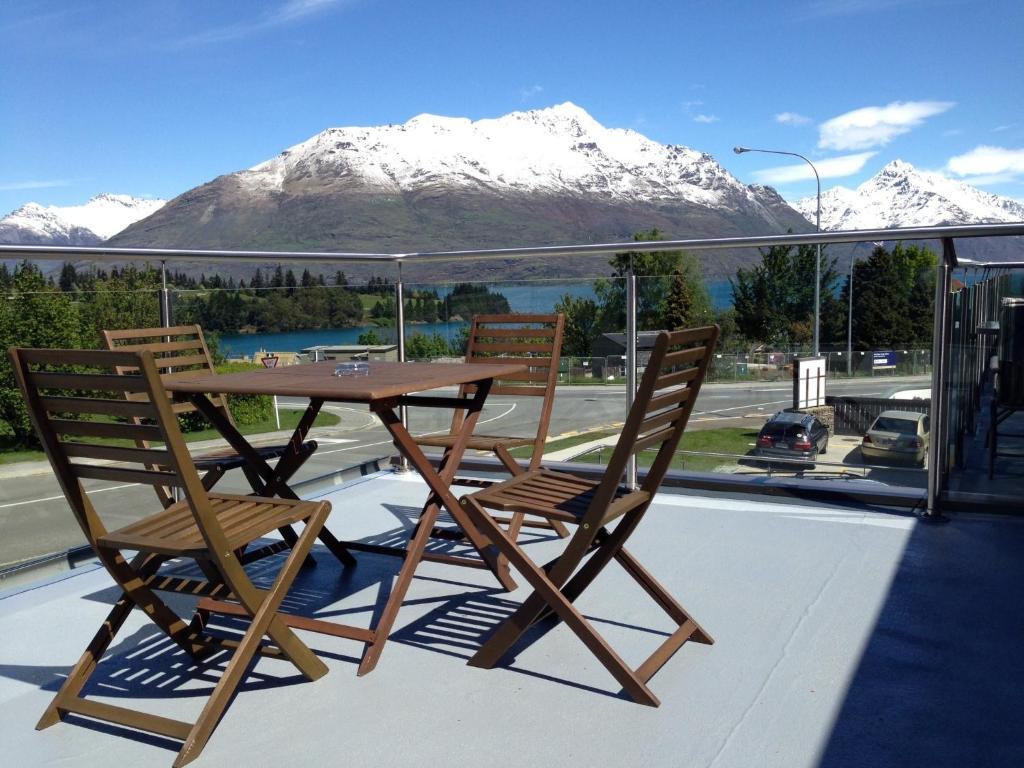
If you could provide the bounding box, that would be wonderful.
[174,0,345,46]
[693,114,719,124]
[818,100,954,150]
[0,179,73,191]
[946,146,1024,178]
[993,124,1016,133]
[775,112,811,126]
[519,84,544,102]
[751,152,877,184]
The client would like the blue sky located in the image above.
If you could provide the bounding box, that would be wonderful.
[1,0,1022,214]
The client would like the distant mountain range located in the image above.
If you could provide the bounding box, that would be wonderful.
[792,160,1024,262]
[0,194,164,246]
[2,106,1021,279]
[794,160,1024,230]
[106,103,811,280]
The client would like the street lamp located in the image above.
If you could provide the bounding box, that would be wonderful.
[734,146,822,357]
[847,252,856,376]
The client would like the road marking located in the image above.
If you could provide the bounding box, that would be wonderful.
[694,398,790,416]
[313,402,518,456]
[0,483,138,510]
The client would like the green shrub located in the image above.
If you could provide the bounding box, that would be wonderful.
[178,362,272,432]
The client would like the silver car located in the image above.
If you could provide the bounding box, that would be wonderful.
[861,410,929,467]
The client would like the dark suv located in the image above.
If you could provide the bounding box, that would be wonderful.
[754,411,830,467]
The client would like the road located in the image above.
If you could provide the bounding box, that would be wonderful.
[0,374,929,568]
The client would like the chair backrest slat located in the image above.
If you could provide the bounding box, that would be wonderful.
[40,395,159,420]
[27,371,151,393]
[48,418,164,442]
[62,442,173,466]
[72,464,181,487]
[583,326,719,525]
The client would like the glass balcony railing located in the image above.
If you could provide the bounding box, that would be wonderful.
[1,224,1023,570]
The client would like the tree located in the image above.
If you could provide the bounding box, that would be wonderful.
[443,284,511,319]
[58,262,78,292]
[594,229,711,332]
[0,262,81,444]
[357,328,386,345]
[849,244,936,349]
[76,264,162,348]
[554,293,599,357]
[406,332,451,359]
[731,242,842,350]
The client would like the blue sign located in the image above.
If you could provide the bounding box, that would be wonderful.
[873,351,897,368]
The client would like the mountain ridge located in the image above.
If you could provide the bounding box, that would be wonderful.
[108,103,813,280]
[793,160,1024,231]
[0,193,165,246]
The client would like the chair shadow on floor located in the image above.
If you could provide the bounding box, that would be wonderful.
[389,576,674,702]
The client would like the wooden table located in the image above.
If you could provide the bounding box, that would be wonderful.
[164,360,525,674]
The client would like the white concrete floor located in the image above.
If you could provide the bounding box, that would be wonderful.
[1,472,1021,767]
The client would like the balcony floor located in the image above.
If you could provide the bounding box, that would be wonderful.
[1,472,1022,767]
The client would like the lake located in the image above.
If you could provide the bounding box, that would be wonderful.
[219,279,734,357]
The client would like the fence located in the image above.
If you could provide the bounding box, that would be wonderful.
[827,395,931,436]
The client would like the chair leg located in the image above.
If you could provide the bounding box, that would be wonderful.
[37,590,138,730]
[460,498,659,706]
[614,545,713,646]
[37,553,210,731]
[176,506,331,767]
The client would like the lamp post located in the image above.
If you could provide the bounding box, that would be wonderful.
[734,146,822,357]
[847,253,855,376]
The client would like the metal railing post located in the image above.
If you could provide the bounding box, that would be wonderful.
[626,265,638,489]
[394,263,409,471]
[159,260,171,328]
[926,238,956,517]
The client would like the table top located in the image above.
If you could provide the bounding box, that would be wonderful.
[163,360,528,402]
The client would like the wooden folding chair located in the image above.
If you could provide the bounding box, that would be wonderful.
[101,325,319,508]
[10,347,332,767]
[458,326,719,706]
[102,325,349,567]
[414,313,568,539]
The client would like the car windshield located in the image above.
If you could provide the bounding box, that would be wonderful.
[871,417,918,434]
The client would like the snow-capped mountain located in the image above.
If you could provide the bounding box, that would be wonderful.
[794,160,1024,231]
[0,194,166,245]
[239,102,784,215]
[112,103,811,279]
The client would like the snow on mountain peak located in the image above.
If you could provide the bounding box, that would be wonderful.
[793,160,1024,230]
[0,194,166,244]
[240,103,755,209]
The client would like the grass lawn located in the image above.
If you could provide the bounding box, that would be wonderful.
[0,408,341,466]
[514,427,759,473]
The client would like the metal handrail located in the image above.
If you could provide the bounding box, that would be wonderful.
[2,222,1023,266]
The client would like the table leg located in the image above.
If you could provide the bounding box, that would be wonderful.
[353,385,517,675]
[188,394,355,567]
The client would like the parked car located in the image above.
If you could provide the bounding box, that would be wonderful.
[861,410,930,467]
[755,410,830,467]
